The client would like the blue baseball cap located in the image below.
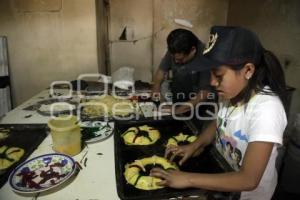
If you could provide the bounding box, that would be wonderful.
[177,26,265,74]
[203,26,264,69]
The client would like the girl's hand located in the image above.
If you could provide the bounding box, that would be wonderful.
[165,121,216,166]
[165,143,204,166]
[150,168,191,189]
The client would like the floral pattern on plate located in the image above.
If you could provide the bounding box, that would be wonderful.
[80,121,114,143]
[9,153,76,193]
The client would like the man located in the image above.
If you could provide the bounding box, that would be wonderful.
[152,28,214,115]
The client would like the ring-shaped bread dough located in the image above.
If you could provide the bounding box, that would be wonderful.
[124,155,177,190]
[122,125,160,145]
[0,145,25,171]
[166,133,197,146]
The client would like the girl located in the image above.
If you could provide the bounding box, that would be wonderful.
[150,26,287,200]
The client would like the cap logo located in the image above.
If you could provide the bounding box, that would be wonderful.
[203,33,218,54]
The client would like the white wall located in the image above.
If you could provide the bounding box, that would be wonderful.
[109,0,153,82]
[0,0,98,106]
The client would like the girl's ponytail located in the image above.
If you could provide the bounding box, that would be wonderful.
[257,50,287,110]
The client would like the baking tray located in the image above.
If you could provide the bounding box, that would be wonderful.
[0,124,48,188]
[114,119,239,200]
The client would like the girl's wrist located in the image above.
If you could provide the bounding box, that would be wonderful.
[185,172,196,188]
[191,138,205,152]
[195,134,211,147]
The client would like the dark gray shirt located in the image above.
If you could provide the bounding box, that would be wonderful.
[158,42,212,102]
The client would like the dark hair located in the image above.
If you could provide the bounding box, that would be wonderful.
[203,26,287,111]
[233,50,287,110]
[167,29,200,54]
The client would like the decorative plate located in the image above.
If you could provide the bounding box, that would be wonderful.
[9,153,76,194]
[80,121,114,143]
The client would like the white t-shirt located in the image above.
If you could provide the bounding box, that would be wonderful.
[215,89,287,200]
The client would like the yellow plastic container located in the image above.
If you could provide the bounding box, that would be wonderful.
[48,115,81,156]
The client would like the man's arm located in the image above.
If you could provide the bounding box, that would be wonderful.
[151,68,168,101]
[152,68,167,99]
[152,52,172,100]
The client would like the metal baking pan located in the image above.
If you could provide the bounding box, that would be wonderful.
[114,119,239,200]
[0,124,47,188]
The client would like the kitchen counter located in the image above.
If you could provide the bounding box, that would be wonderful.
[0,88,238,200]
[0,89,120,200]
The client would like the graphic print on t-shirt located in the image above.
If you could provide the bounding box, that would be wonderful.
[214,91,287,199]
[216,116,243,170]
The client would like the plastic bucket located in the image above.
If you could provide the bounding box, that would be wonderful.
[48,115,81,156]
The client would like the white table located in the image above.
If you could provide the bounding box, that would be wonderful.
[0,89,78,124]
[0,89,120,200]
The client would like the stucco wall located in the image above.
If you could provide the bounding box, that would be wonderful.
[0,0,98,106]
[109,0,229,82]
[227,0,300,114]
[109,0,153,82]
[153,0,229,73]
